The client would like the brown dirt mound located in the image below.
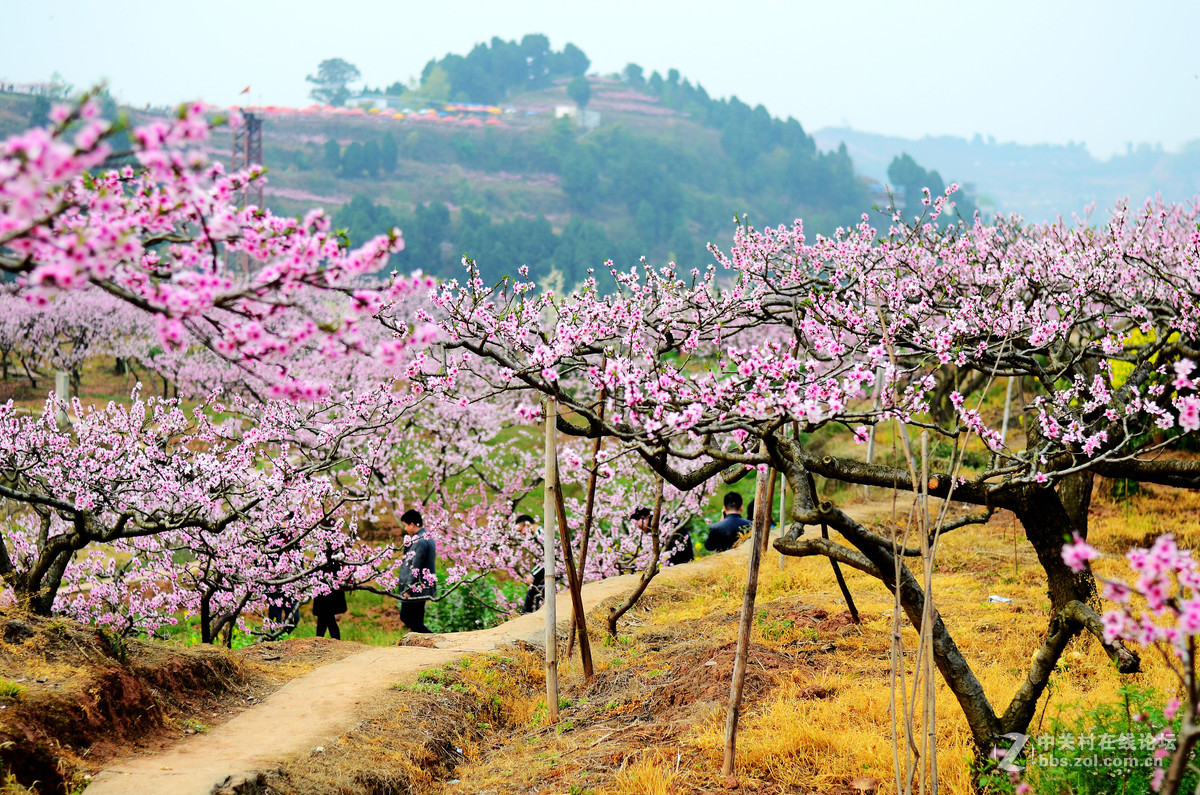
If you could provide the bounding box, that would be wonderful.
[0,611,345,794]
[774,605,864,635]
[655,641,793,714]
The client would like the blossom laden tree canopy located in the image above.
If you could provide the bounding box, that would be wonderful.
[0,93,436,399]
[416,191,1200,756]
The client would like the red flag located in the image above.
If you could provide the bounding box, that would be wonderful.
[239,86,250,94]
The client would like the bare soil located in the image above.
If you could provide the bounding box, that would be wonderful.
[0,611,355,793]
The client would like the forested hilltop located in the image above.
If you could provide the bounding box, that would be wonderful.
[0,35,968,287]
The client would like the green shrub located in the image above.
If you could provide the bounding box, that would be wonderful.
[428,572,524,633]
[1021,684,1193,794]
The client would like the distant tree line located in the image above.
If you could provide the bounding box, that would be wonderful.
[419,34,590,105]
[331,194,638,289]
[621,62,865,212]
[318,132,400,178]
[887,152,978,218]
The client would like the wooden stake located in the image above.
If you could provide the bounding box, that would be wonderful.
[722,453,771,779]
[919,431,938,793]
[1000,376,1015,446]
[778,471,787,571]
[542,396,559,724]
[567,385,605,661]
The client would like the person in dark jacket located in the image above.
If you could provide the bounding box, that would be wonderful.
[704,492,753,552]
[614,507,655,574]
[397,509,437,633]
[312,557,347,639]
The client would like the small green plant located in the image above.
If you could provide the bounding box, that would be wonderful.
[976,758,1019,794]
[1110,477,1143,501]
[392,680,444,694]
[97,628,128,663]
[0,678,25,700]
[755,610,795,640]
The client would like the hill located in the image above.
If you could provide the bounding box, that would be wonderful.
[233,74,876,288]
[814,125,1200,222]
[0,34,912,290]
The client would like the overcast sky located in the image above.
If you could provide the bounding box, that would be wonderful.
[4,0,1196,159]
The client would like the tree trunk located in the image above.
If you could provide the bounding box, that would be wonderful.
[200,591,213,644]
[567,429,604,661]
[607,477,664,637]
[1056,471,1094,537]
[20,357,38,390]
[550,444,594,680]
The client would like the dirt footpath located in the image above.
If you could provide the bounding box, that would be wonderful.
[86,507,890,795]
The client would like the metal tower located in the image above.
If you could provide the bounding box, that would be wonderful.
[230,112,264,209]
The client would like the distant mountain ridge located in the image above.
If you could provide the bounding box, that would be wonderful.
[813,126,1200,222]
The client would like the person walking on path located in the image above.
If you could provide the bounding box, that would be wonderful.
[704,492,753,553]
[397,509,437,633]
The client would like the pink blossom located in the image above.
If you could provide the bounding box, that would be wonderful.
[1061,533,1099,572]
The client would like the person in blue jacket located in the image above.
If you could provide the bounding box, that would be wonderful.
[704,492,753,552]
[397,509,437,633]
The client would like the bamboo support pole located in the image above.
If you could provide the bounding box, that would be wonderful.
[542,396,559,724]
[722,453,771,779]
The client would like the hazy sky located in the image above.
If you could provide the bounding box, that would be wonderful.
[4,0,1197,159]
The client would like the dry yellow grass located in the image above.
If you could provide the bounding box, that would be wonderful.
[538,488,1184,793]
[658,487,1185,795]
[609,751,682,795]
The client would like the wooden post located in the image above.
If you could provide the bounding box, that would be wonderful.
[919,431,938,792]
[760,468,777,555]
[865,366,883,499]
[777,471,787,571]
[54,370,70,430]
[566,385,605,661]
[1000,376,1015,446]
[542,396,559,724]
[722,453,770,780]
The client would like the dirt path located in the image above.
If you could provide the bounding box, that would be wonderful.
[88,503,891,795]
